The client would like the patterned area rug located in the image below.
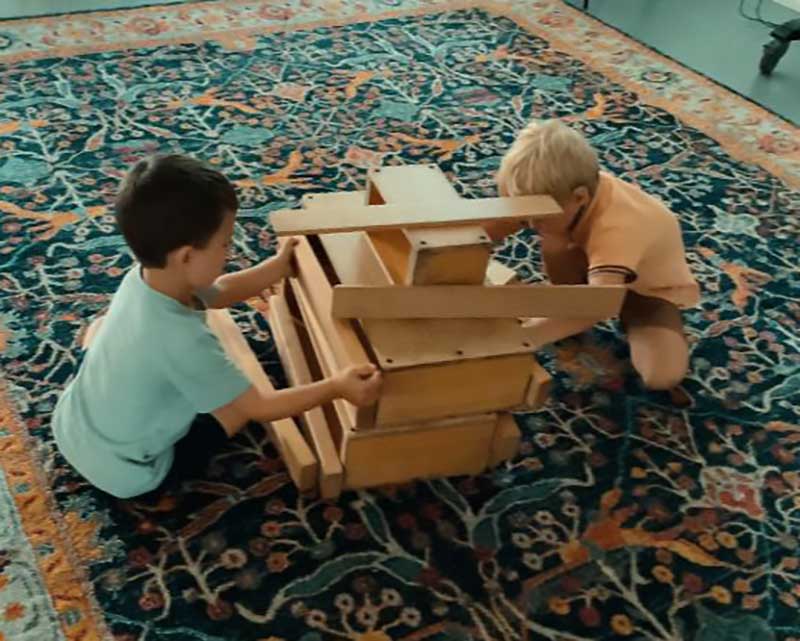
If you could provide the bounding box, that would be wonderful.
[1,1,799,640]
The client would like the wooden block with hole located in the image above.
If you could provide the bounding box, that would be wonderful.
[366,165,492,285]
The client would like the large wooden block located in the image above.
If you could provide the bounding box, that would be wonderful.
[342,413,496,489]
[376,353,534,427]
[303,220,544,369]
[206,308,317,493]
[366,165,491,285]
[268,294,344,499]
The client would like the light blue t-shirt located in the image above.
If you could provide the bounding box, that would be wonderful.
[53,267,251,499]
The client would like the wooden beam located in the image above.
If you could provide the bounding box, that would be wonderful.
[342,413,496,489]
[331,285,627,320]
[206,308,317,493]
[488,414,521,467]
[268,294,344,499]
[271,195,561,236]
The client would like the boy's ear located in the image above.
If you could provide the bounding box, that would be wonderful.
[573,185,591,207]
[171,245,193,265]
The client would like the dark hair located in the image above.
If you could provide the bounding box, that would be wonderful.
[115,154,238,268]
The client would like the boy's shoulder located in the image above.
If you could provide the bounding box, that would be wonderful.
[104,266,213,350]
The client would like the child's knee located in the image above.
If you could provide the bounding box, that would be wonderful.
[637,350,688,391]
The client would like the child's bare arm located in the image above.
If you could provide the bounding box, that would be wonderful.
[521,271,628,346]
[212,364,381,437]
[206,238,299,309]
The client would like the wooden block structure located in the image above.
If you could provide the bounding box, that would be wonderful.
[254,164,625,496]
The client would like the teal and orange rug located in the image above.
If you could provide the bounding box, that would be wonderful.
[1,1,799,640]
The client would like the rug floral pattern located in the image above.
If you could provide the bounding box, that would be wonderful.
[0,2,799,640]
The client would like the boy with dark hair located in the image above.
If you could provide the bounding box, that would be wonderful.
[53,155,381,499]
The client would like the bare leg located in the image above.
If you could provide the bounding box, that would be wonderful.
[621,293,689,391]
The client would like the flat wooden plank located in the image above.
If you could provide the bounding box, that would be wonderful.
[285,236,376,430]
[206,308,317,493]
[284,236,370,367]
[331,285,627,320]
[488,414,521,467]
[271,195,561,236]
[486,260,518,286]
[269,295,344,499]
[343,413,496,489]
[364,317,538,369]
[367,164,461,202]
[525,359,553,410]
[289,276,376,433]
[376,353,533,426]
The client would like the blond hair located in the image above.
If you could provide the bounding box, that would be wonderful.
[496,119,599,201]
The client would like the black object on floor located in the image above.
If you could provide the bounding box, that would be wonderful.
[760,17,800,74]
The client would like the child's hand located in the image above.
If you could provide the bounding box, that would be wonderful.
[333,364,382,406]
[275,237,300,279]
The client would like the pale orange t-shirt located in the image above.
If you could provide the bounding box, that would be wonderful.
[569,172,700,309]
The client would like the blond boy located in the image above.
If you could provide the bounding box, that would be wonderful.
[484,120,700,390]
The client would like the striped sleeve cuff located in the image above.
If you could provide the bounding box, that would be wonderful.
[588,265,637,283]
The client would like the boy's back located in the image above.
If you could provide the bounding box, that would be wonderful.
[53,266,250,498]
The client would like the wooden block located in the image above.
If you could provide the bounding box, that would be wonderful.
[376,353,533,427]
[271,195,561,236]
[206,308,317,493]
[285,236,376,430]
[309,224,554,369]
[289,276,376,433]
[268,294,344,499]
[407,230,491,285]
[489,414,521,467]
[366,165,491,285]
[342,413,496,489]
[486,260,518,285]
[331,284,627,320]
[525,359,553,410]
